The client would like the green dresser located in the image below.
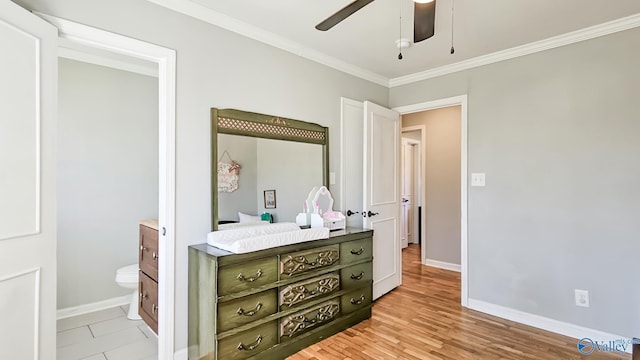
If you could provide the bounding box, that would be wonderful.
[188,228,373,360]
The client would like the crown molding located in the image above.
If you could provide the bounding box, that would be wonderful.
[389,13,640,87]
[145,0,390,87]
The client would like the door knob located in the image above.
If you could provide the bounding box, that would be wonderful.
[366,211,379,217]
[402,199,409,203]
[346,210,359,216]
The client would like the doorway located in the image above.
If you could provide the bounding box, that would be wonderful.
[44,15,177,358]
[394,95,469,307]
[401,136,421,248]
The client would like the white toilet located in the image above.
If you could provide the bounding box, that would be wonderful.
[115,264,141,320]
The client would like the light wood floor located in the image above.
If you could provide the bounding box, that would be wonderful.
[288,244,628,360]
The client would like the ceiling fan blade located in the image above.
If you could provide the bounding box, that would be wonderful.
[414,0,436,43]
[315,0,375,31]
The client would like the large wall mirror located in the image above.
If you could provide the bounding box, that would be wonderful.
[211,108,329,231]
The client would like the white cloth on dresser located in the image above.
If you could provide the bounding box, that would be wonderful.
[207,223,329,254]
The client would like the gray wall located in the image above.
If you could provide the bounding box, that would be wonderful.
[402,106,461,265]
[20,0,388,351]
[57,58,158,308]
[256,139,323,223]
[217,134,258,221]
[391,28,640,337]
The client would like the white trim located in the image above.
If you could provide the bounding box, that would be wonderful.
[56,294,130,320]
[37,14,177,360]
[467,299,633,354]
[390,13,640,87]
[58,47,158,78]
[394,94,469,307]
[145,0,388,87]
[174,347,188,360]
[423,259,461,272]
[401,125,426,259]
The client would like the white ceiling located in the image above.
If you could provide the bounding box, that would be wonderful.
[149,0,640,85]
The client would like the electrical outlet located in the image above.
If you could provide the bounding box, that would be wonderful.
[575,289,590,308]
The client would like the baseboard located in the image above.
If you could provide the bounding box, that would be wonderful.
[56,294,131,320]
[174,347,188,360]
[467,298,633,354]
[423,258,461,272]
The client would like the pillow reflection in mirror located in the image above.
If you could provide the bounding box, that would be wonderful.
[238,212,262,223]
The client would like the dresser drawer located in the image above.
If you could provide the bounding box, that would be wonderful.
[279,272,340,310]
[340,263,372,291]
[217,289,278,333]
[280,245,339,277]
[340,238,372,265]
[217,320,278,360]
[279,299,340,341]
[139,224,159,280]
[341,286,372,315]
[218,257,278,296]
[138,271,158,334]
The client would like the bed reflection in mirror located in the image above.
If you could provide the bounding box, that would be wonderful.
[217,133,324,224]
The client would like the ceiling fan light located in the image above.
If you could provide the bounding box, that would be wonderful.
[395,38,412,49]
[414,0,434,3]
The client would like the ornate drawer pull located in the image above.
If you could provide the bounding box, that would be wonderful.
[350,294,366,305]
[350,247,364,255]
[236,269,263,282]
[152,252,158,261]
[237,335,263,351]
[152,304,158,314]
[237,303,262,316]
[350,272,365,280]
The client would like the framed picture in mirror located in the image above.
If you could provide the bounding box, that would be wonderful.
[264,190,276,209]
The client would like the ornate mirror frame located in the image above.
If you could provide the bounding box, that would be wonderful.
[211,108,329,231]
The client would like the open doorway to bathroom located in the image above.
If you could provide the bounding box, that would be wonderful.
[55,44,160,357]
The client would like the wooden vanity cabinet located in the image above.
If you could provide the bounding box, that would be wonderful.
[188,228,373,360]
[139,220,159,334]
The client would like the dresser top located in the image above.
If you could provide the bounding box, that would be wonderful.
[190,227,373,264]
[139,219,159,230]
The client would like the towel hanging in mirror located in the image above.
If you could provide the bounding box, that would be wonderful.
[218,149,241,193]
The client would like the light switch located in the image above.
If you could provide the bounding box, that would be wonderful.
[329,172,336,185]
[471,173,486,187]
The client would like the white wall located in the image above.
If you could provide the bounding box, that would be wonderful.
[391,27,640,338]
[19,0,389,351]
[57,58,158,308]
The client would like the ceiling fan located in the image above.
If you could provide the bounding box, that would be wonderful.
[315,0,436,43]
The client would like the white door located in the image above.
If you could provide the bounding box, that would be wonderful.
[363,101,401,300]
[340,98,364,228]
[401,139,415,248]
[0,2,57,359]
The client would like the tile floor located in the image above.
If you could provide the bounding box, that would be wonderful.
[57,305,157,360]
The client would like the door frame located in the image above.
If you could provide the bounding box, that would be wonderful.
[394,95,469,307]
[400,136,421,247]
[401,127,425,254]
[38,14,177,358]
